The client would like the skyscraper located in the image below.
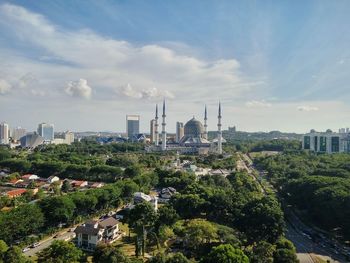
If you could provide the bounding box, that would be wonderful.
[217,102,222,154]
[150,119,156,143]
[12,127,26,142]
[0,122,9,144]
[37,123,54,141]
[204,105,208,140]
[126,115,140,141]
[176,122,184,142]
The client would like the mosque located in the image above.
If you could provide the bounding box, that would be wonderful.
[146,101,225,155]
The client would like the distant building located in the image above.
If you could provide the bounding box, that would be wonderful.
[53,131,74,145]
[12,127,26,142]
[0,122,9,144]
[126,115,140,141]
[176,122,184,142]
[37,123,54,141]
[150,119,156,143]
[228,126,236,133]
[20,133,45,148]
[302,129,350,153]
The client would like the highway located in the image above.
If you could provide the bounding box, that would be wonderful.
[238,153,349,263]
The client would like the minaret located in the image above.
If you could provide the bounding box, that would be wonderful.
[161,100,167,151]
[217,102,222,154]
[204,105,208,140]
[155,104,159,146]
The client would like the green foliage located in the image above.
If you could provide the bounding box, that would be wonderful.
[93,244,131,263]
[3,246,30,263]
[37,240,84,263]
[203,244,249,263]
[40,196,76,225]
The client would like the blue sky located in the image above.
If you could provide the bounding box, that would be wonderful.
[1,0,350,133]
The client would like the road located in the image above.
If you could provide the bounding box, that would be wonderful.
[238,153,349,263]
[24,230,75,258]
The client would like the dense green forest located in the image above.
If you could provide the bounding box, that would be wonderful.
[0,143,298,262]
[256,152,350,239]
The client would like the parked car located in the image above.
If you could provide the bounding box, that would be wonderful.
[22,247,30,252]
[30,242,40,248]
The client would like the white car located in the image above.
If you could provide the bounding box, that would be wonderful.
[22,247,30,252]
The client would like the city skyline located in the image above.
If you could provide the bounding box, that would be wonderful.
[1,1,350,133]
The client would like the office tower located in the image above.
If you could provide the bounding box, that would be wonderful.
[150,119,156,143]
[0,122,9,144]
[161,100,167,151]
[217,102,222,154]
[12,127,26,142]
[126,115,140,140]
[37,123,54,141]
[64,131,74,144]
[176,122,184,142]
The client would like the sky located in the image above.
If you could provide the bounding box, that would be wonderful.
[1,0,350,133]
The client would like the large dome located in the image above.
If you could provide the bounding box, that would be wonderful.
[184,117,204,137]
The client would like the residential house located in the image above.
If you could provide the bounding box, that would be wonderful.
[90,182,104,188]
[160,187,177,199]
[5,178,23,186]
[22,174,40,181]
[133,192,158,211]
[47,176,60,184]
[6,189,27,198]
[71,180,88,188]
[74,217,120,251]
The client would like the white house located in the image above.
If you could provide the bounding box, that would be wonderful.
[133,192,158,211]
[22,174,40,181]
[74,217,120,251]
[47,176,60,184]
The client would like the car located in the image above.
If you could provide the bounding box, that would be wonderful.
[22,247,30,252]
[68,228,75,232]
[30,242,40,248]
[53,234,60,238]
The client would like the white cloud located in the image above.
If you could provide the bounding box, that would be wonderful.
[245,100,272,108]
[65,79,92,99]
[118,84,175,100]
[297,105,319,112]
[0,3,254,103]
[0,79,11,94]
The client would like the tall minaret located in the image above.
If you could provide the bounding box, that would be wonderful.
[161,100,167,151]
[204,105,208,140]
[155,104,159,146]
[217,102,222,154]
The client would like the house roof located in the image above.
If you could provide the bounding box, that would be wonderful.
[7,189,27,197]
[98,217,119,228]
[74,225,100,235]
[72,180,87,186]
[9,179,22,184]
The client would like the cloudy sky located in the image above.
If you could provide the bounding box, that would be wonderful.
[1,1,350,133]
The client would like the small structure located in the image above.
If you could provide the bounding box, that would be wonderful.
[22,174,40,181]
[6,189,27,198]
[90,182,104,188]
[71,180,88,188]
[74,217,120,251]
[47,176,59,184]
[133,192,158,211]
[160,187,177,199]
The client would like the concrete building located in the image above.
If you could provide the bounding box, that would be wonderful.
[37,123,54,141]
[176,122,184,142]
[20,133,44,148]
[12,127,26,142]
[53,131,74,145]
[150,119,156,143]
[0,122,9,144]
[126,115,140,141]
[302,129,350,153]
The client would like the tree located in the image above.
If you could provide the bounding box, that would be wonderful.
[239,195,285,243]
[156,205,179,230]
[128,202,157,257]
[124,165,141,178]
[249,241,275,263]
[3,246,30,263]
[39,196,76,225]
[61,180,72,193]
[170,194,205,219]
[203,244,249,263]
[37,240,84,263]
[167,253,191,263]
[94,244,130,263]
[0,240,8,261]
[273,238,298,263]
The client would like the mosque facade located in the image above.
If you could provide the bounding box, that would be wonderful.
[146,101,224,155]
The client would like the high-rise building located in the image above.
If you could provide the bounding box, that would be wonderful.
[161,100,167,151]
[176,122,184,142]
[12,127,26,142]
[217,102,222,154]
[0,122,9,144]
[126,115,140,141]
[37,123,54,141]
[150,119,156,143]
